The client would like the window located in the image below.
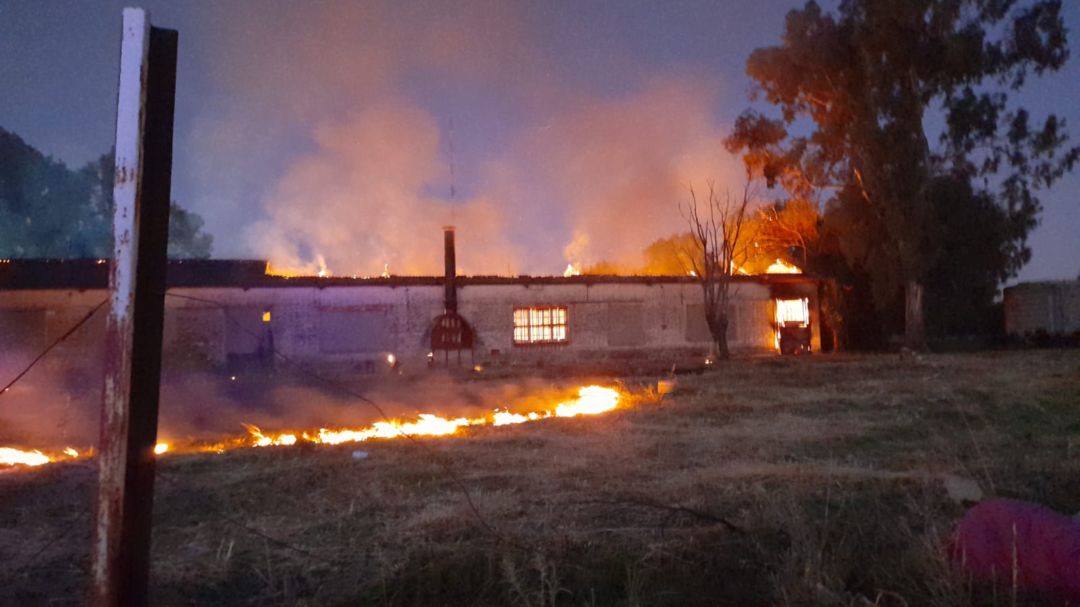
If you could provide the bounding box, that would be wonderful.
[775,298,810,353]
[513,306,568,345]
[775,298,809,328]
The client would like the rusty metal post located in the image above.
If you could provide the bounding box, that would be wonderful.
[92,9,177,607]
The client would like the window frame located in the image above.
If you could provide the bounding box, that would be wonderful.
[512,305,570,346]
[775,298,810,328]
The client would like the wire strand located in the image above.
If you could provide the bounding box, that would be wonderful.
[0,299,108,397]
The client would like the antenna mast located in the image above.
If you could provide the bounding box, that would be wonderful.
[447,118,458,202]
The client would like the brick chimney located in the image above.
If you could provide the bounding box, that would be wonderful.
[443,226,457,313]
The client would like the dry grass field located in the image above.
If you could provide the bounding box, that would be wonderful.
[1,350,1078,606]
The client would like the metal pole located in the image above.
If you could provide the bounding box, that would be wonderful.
[92,9,177,606]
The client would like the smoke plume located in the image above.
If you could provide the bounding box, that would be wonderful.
[183,1,746,276]
[0,356,604,454]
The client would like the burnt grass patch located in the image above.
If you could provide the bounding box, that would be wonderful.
[1,350,1078,605]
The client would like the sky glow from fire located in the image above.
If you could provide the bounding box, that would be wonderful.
[1,1,1077,279]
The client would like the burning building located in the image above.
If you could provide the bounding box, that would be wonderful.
[0,229,819,376]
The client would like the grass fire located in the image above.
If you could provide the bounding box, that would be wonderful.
[4,352,1080,605]
[0,385,623,470]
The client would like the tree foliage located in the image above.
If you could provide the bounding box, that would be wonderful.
[640,233,701,276]
[748,198,819,269]
[0,127,213,259]
[729,0,1078,348]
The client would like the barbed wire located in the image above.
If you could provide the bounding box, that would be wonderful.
[0,299,108,398]
[0,301,105,582]
[0,290,531,558]
[4,510,90,583]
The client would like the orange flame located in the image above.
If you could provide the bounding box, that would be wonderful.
[1,386,624,468]
[492,410,542,426]
[0,447,51,467]
[265,254,332,279]
[554,385,620,417]
[765,259,801,274]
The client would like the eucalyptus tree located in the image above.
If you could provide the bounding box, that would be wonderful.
[729,0,1077,348]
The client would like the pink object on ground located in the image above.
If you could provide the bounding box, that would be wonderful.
[950,499,1080,604]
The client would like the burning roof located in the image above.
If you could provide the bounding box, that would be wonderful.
[0,258,814,290]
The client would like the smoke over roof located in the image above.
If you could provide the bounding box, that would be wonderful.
[183,1,744,277]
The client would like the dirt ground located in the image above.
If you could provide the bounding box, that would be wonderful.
[1,350,1078,606]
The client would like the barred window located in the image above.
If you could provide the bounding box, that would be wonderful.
[513,306,568,345]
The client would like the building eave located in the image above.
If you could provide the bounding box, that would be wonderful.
[0,259,819,290]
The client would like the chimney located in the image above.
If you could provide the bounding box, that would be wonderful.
[443,226,457,313]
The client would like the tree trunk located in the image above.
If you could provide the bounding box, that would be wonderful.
[709,312,730,360]
[830,326,842,353]
[904,280,926,351]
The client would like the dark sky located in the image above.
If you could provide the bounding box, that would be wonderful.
[1,1,1077,280]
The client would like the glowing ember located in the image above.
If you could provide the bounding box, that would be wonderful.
[63,447,79,458]
[154,443,170,455]
[0,447,51,467]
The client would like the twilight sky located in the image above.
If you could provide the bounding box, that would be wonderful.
[1,1,1077,280]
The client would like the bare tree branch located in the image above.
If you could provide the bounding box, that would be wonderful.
[682,176,757,359]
